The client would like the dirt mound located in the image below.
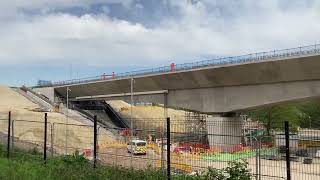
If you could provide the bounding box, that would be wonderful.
[106,100,190,134]
[107,100,186,120]
[0,86,116,154]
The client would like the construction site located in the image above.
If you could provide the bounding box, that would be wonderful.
[1,83,320,180]
[0,85,207,167]
[2,43,320,179]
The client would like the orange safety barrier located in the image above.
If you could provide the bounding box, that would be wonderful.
[83,148,92,157]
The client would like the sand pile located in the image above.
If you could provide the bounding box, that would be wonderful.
[0,86,116,154]
[106,100,188,133]
[107,100,186,120]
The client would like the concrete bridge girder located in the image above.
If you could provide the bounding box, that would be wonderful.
[69,79,320,114]
[167,80,320,113]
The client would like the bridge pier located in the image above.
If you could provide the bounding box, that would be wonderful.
[206,115,243,152]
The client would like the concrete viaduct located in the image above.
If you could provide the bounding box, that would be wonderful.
[40,53,320,113]
[33,45,320,146]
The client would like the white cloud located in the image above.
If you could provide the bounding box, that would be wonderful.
[0,0,319,66]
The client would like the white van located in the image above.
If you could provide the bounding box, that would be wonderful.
[127,140,147,155]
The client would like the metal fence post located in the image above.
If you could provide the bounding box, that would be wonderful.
[11,120,14,156]
[162,93,168,173]
[51,123,54,157]
[258,138,261,180]
[160,129,165,172]
[97,125,100,157]
[7,111,11,159]
[254,137,258,180]
[44,113,48,164]
[93,115,97,168]
[285,121,291,180]
[166,117,171,180]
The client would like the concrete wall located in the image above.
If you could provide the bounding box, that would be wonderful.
[33,87,55,102]
[26,91,52,110]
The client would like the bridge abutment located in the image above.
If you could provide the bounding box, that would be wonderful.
[206,115,243,152]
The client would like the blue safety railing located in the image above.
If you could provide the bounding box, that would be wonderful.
[51,43,320,87]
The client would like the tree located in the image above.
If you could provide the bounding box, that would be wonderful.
[246,103,301,134]
[298,100,320,129]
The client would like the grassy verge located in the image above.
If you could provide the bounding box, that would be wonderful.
[0,144,252,180]
[0,145,194,180]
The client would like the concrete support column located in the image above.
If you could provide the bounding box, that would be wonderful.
[206,116,243,152]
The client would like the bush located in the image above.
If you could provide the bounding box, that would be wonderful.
[200,160,252,180]
[225,160,251,180]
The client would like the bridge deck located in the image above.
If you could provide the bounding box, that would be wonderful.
[47,44,320,87]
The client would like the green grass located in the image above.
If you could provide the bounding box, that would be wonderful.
[0,145,197,180]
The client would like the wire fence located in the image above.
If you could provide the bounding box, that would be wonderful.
[44,43,320,87]
[98,126,164,169]
[1,112,320,180]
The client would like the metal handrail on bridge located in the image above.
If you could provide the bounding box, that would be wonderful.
[51,43,320,86]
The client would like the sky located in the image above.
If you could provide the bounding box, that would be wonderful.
[0,0,320,86]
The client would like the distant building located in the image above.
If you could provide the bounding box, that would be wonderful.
[37,80,52,86]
